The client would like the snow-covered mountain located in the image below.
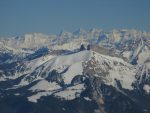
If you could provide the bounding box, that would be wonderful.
[0,28,150,113]
[0,29,149,50]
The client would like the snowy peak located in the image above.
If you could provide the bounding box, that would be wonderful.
[73,28,87,35]
[121,37,150,65]
[89,28,102,33]
[14,50,135,91]
[0,28,150,53]
[0,28,150,113]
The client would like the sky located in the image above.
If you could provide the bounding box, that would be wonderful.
[0,0,150,37]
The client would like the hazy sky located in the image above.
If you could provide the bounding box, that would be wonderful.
[0,0,150,37]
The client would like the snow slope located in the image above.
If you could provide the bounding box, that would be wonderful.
[29,80,61,92]
[17,50,136,89]
[55,83,85,100]
[8,50,135,102]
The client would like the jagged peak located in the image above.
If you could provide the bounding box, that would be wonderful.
[73,28,87,35]
[59,30,72,37]
[89,28,102,33]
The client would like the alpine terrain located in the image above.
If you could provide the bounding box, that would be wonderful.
[0,28,150,113]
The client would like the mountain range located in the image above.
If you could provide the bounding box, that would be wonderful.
[0,28,150,113]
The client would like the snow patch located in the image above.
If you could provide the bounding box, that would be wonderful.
[54,84,85,100]
[143,85,150,94]
[28,91,53,103]
[62,62,83,84]
[29,80,61,92]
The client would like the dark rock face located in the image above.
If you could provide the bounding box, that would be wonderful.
[81,75,150,113]
[26,47,49,60]
[46,69,65,86]
[71,75,85,85]
[80,44,86,51]
[0,73,150,113]
[87,44,91,50]
[0,52,13,64]
[0,94,98,113]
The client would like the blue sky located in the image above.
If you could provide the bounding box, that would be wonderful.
[0,0,150,37]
